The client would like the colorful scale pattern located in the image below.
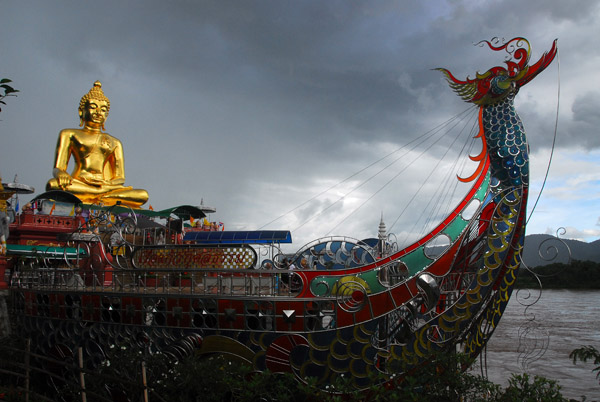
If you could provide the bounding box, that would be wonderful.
[483,94,529,188]
[462,187,528,360]
[386,188,525,374]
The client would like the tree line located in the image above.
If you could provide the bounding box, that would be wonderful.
[515,260,600,289]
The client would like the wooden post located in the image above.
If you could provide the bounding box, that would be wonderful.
[141,361,149,402]
[0,255,9,290]
[25,338,30,402]
[78,347,87,402]
[0,290,11,339]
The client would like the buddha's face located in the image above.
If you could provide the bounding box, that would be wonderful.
[81,99,109,127]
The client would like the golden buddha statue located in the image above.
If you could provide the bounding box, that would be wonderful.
[46,81,149,208]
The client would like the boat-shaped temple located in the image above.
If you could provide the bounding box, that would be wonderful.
[0,37,558,392]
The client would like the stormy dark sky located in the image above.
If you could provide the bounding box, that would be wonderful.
[1,1,599,246]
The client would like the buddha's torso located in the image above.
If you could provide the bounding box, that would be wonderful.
[68,129,118,182]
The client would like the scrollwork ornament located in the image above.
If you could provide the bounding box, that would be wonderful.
[510,228,572,371]
[537,227,572,265]
[516,319,550,372]
[335,279,367,313]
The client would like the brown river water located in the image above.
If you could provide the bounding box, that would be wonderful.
[470,289,600,400]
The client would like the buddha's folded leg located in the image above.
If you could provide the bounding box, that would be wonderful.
[99,188,149,208]
[46,178,147,207]
[46,178,109,194]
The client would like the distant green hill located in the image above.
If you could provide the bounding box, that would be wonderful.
[523,234,600,267]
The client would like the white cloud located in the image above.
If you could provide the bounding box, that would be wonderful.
[544,226,600,242]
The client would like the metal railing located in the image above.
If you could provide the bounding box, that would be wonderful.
[10,267,305,297]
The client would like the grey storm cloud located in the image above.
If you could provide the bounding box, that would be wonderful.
[1,0,599,245]
[571,92,600,148]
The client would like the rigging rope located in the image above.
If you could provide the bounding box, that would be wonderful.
[327,105,478,237]
[258,107,475,231]
[388,107,476,239]
[296,107,477,235]
[410,112,480,240]
[256,114,467,230]
[526,46,560,224]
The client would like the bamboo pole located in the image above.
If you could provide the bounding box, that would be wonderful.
[78,347,87,402]
[141,361,149,402]
[25,338,30,402]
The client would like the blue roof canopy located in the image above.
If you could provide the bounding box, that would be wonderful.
[183,230,292,245]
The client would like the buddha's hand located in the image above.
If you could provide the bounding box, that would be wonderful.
[55,170,73,189]
[109,178,125,186]
[81,176,105,187]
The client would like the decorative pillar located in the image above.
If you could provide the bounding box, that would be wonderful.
[377,213,387,259]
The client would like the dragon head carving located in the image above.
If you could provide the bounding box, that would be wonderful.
[437,37,558,106]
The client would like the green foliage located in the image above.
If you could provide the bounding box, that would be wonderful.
[0,335,65,401]
[0,336,574,402]
[516,260,600,289]
[0,78,18,112]
[570,345,600,384]
[500,373,566,402]
[68,347,567,402]
[79,345,307,402]
[386,351,502,402]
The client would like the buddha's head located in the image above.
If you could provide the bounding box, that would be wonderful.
[79,81,111,130]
